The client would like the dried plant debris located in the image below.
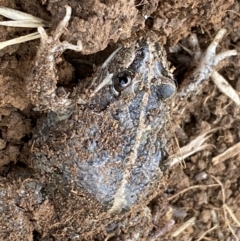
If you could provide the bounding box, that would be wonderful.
[165,129,219,167]
[212,142,240,165]
[211,70,240,106]
[0,6,49,50]
[171,217,196,238]
[211,176,240,239]
[0,6,49,27]
[0,32,41,50]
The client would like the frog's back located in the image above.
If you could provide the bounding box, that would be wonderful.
[33,91,166,213]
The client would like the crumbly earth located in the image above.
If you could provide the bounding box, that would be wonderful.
[0,0,240,240]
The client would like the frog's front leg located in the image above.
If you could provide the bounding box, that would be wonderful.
[26,6,82,115]
[178,28,237,97]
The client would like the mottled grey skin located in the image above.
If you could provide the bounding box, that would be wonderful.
[27,7,176,215]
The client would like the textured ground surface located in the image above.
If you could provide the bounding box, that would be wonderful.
[0,0,240,240]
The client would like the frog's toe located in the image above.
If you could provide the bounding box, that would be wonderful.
[206,28,227,53]
[61,40,82,52]
[193,28,237,86]
[188,28,237,72]
[213,50,238,66]
[37,26,48,45]
[199,28,237,69]
[178,29,238,97]
[51,5,82,52]
[52,5,72,41]
[187,33,202,61]
[37,6,72,45]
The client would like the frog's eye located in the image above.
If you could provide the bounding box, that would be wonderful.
[118,76,131,88]
[111,73,132,96]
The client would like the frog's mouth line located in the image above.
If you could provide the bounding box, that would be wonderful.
[90,72,114,97]
[89,47,122,96]
[102,47,122,68]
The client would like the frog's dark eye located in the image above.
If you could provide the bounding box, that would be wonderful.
[111,73,132,97]
[118,76,131,88]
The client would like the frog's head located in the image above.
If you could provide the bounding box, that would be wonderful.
[82,41,176,112]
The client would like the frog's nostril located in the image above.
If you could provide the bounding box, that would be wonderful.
[157,83,176,99]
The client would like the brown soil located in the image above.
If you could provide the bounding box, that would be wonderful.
[0,0,240,240]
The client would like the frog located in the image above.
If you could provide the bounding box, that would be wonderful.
[25,5,237,239]
[27,4,175,212]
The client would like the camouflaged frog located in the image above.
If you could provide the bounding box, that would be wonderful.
[26,5,176,216]
[25,5,237,238]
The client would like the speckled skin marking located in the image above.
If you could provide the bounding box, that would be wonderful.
[27,6,176,228]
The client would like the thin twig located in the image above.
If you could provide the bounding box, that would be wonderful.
[168,184,220,201]
[171,217,196,237]
[212,142,240,165]
[226,10,240,17]
[0,32,40,50]
[211,176,240,240]
[196,225,218,241]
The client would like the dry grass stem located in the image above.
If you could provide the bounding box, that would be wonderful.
[202,237,217,241]
[174,134,186,168]
[212,142,240,165]
[211,70,240,105]
[224,204,240,227]
[0,6,44,21]
[0,20,46,28]
[211,210,224,240]
[196,225,218,241]
[227,224,239,241]
[211,176,240,240]
[168,184,220,201]
[171,216,196,237]
[226,10,240,17]
[0,32,40,50]
[0,6,49,50]
[166,128,219,167]
[147,219,175,241]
